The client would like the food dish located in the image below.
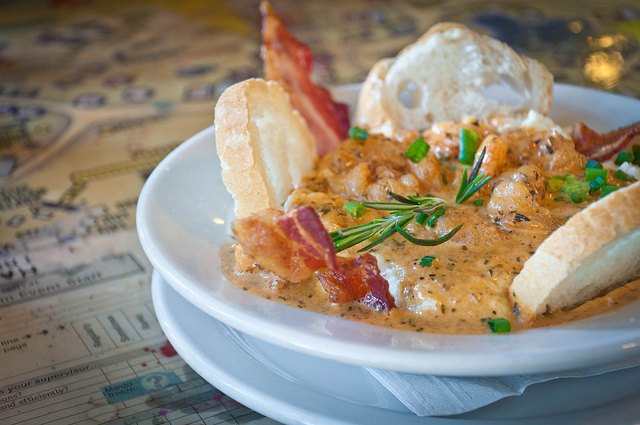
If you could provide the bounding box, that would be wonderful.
[152,270,640,424]
[137,84,640,376]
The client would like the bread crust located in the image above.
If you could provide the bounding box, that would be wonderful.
[511,181,640,318]
[215,78,317,218]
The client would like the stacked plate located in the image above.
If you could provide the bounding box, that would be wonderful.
[137,85,640,424]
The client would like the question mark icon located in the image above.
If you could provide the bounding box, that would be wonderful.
[141,374,169,390]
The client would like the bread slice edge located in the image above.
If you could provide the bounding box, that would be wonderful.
[511,181,640,318]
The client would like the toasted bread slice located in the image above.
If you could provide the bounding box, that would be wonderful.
[355,23,553,135]
[511,182,640,319]
[215,78,317,219]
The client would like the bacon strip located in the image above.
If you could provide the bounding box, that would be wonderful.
[260,1,350,157]
[572,121,640,162]
[232,207,333,283]
[232,206,395,310]
[316,254,396,311]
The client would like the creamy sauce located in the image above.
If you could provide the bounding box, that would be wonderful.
[222,120,639,334]
[222,244,640,334]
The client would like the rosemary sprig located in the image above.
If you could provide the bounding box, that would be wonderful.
[455,146,491,204]
[330,147,490,253]
[330,194,447,253]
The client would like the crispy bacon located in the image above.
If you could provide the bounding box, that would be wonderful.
[572,121,640,162]
[232,207,335,282]
[260,1,350,157]
[232,206,395,310]
[316,254,396,311]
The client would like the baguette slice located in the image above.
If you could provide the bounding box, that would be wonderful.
[215,78,317,219]
[511,181,640,319]
[354,58,397,136]
[355,23,553,135]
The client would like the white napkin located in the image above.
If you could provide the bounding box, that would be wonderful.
[366,356,640,416]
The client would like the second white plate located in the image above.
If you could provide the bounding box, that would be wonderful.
[152,271,640,424]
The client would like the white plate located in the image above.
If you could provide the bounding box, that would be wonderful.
[152,270,640,424]
[137,84,640,376]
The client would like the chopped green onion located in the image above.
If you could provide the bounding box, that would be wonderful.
[614,169,637,182]
[404,138,430,163]
[459,129,478,165]
[547,174,577,190]
[419,256,436,267]
[585,167,607,182]
[589,175,605,193]
[615,151,634,165]
[560,181,590,195]
[547,177,564,191]
[344,201,366,218]
[553,196,565,202]
[474,199,484,207]
[570,193,588,203]
[585,159,603,169]
[348,126,369,140]
[600,184,620,197]
[486,318,511,333]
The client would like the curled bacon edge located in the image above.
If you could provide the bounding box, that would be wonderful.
[260,1,350,157]
[232,206,396,311]
[572,121,640,162]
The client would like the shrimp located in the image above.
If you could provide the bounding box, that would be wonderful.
[477,135,509,178]
[408,151,448,193]
[505,130,586,175]
[486,181,555,230]
[493,164,546,199]
[422,119,488,160]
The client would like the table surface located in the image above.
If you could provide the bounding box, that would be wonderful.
[0,1,639,424]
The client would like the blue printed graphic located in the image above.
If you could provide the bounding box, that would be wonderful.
[100,371,181,403]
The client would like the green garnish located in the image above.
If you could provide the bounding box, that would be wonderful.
[455,146,491,204]
[474,199,484,207]
[419,256,436,267]
[570,192,588,204]
[486,318,511,333]
[600,184,620,197]
[459,129,478,165]
[615,169,637,182]
[329,193,457,253]
[330,152,490,253]
[396,223,463,246]
[348,126,369,140]
[615,151,634,165]
[404,138,430,163]
[547,177,565,191]
[585,167,607,182]
[553,196,565,202]
[344,201,366,218]
[589,176,605,193]
[585,159,603,169]
[426,208,445,227]
[559,181,589,196]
